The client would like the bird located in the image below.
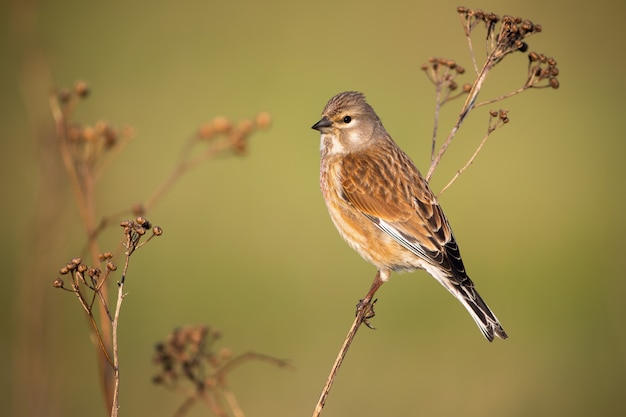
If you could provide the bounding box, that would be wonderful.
[311,91,507,342]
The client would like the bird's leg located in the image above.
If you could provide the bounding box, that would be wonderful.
[356,271,385,329]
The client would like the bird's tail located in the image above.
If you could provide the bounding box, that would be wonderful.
[429,267,508,342]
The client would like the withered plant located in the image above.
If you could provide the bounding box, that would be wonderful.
[49,82,271,416]
[152,325,291,417]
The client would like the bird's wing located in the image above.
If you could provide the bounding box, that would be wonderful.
[340,150,466,277]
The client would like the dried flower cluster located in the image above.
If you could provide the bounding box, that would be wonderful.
[153,325,226,389]
[50,80,271,416]
[153,325,290,417]
[489,109,509,125]
[527,52,559,89]
[196,111,271,155]
[53,253,116,294]
[53,81,134,175]
[119,216,163,258]
[423,6,559,183]
[421,57,472,104]
[52,216,162,368]
[457,7,543,64]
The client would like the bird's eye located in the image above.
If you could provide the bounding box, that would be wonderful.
[343,116,352,123]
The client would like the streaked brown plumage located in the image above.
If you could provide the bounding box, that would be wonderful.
[312,91,507,341]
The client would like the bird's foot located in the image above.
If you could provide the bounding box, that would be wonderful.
[356,298,377,329]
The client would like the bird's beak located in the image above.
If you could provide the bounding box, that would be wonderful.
[311,116,332,132]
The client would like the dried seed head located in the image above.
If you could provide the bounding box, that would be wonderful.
[487,13,499,23]
[77,264,88,273]
[74,80,90,98]
[100,124,118,149]
[67,125,82,142]
[238,119,253,135]
[132,203,145,216]
[66,262,76,271]
[455,65,465,74]
[82,126,96,141]
[57,88,72,104]
[255,111,271,129]
[231,134,247,155]
[87,267,101,277]
[198,122,215,139]
[462,83,472,93]
[152,226,163,236]
[59,266,69,275]
[518,42,528,53]
[106,261,117,271]
[212,116,232,133]
[53,278,64,288]
[137,217,152,230]
[549,78,560,89]
[71,257,82,266]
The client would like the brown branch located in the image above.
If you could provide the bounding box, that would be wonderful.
[437,109,508,196]
[311,271,383,417]
[311,302,373,417]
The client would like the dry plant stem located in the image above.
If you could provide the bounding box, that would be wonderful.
[216,352,291,377]
[437,128,492,197]
[311,273,383,417]
[475,87,527,108]
[475,79,554,109]
[310,312,366,417]
[431,83,443,164]
[460,13,479,74]
[200,392,229,417]
[50,93,115,408]
[143,137,233,212]
[426,58,491,181]
[110,245,132,417]
[174,396,198,417]
[71,285,114,366]
[222,388,246,417]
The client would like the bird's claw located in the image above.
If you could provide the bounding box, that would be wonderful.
[356,298,378,329]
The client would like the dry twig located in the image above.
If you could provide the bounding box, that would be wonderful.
[425,7,559,189]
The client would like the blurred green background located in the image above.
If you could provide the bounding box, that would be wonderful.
[3,0,625,416]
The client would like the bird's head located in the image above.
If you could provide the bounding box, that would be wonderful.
[312,91,385,155]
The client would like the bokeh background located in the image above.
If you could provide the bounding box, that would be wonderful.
[2,0,625,416]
